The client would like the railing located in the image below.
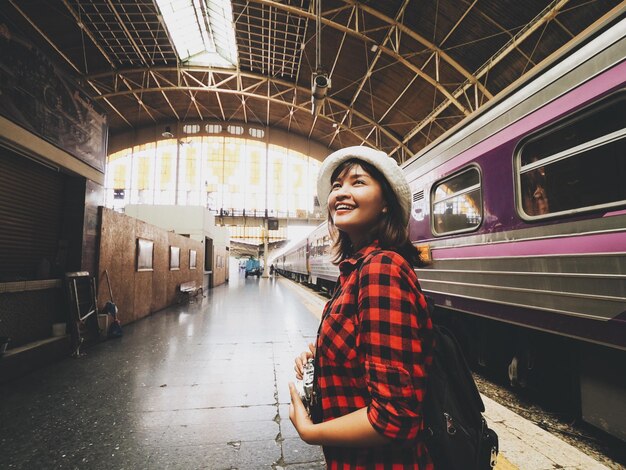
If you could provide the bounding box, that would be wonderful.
[212,208,323,219]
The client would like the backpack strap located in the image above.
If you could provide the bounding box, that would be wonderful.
[435,324,485,413]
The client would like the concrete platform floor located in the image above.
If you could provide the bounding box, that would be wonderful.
[0,272,612,469]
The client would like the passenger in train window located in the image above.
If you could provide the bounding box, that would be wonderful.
[521,159,550,216]
[288,146,434,469]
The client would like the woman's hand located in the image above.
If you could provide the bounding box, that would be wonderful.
[288,382,316,443]
[289,384,391,447]
[294,342,316,380]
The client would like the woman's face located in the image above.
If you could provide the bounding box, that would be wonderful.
[328,164,387,246]
[522,167,550,215]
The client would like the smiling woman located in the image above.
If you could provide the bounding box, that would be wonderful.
[289,146,434,469]
[316,146,417,265]
[327,163,386,247]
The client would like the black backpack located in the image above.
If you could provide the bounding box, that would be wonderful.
[423,324,499,470]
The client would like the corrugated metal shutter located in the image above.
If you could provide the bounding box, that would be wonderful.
[0,147,64,281]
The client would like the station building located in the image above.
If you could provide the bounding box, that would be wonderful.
[0,2,624,468]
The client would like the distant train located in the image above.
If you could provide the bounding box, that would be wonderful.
[276,16,626,442]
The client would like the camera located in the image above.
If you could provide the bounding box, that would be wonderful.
[296,358,316,412]
[311,72,331,115]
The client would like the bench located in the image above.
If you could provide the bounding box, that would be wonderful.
[177,281,203,303]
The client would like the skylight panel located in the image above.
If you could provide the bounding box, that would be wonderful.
[155,0,238,68]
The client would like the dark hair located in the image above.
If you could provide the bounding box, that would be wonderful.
[327,158,425,267]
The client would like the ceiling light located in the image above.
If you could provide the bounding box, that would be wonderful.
[162,126,174,138]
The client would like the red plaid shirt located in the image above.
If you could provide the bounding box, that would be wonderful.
[316,241,434,469]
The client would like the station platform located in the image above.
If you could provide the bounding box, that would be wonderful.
[0,273,611,469]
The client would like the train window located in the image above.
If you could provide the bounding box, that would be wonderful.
[518,91,626,218]
[431,167,482,235]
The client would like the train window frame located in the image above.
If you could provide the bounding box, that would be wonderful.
[515,88,626,221]
[430,165,483,236]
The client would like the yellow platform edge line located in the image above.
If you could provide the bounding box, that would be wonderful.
[495,455,518,469]
[278,277,324,319]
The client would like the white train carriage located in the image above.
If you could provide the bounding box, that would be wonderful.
[307,222,339,292]
[280,237,309,283]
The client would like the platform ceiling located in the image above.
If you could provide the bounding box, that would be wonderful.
[2,0,623,162]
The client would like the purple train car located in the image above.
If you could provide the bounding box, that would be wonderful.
[278,15,625,441]
[405,16,626,440]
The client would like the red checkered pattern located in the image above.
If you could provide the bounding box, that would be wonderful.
[316,242,434,469]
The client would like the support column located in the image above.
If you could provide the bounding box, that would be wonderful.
[262,218,269,278]
[174,131,181,205]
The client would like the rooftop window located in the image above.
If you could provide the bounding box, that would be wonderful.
[155,0,238,68]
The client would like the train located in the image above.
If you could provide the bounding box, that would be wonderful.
[275,15,626,442]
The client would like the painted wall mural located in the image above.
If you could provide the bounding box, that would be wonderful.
[0,23,108,172]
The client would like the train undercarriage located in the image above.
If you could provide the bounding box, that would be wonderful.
[434,307,626,443]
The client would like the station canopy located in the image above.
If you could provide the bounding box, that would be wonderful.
[2,0,622,162]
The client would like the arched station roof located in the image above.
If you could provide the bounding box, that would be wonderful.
[2,0,623,162]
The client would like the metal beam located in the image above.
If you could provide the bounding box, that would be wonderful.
[60,0,117,70]
[89,67,414,155]
[343,0,492,101]
[245,0,470,115]
[389,0,574,158]
[331,0,411,150]
[104,0,149,65]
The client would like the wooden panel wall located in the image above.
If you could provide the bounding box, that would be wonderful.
[211,245,229,287]
[97,208,203,325]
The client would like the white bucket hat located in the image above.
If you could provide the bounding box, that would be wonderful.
[317,145,411,226]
